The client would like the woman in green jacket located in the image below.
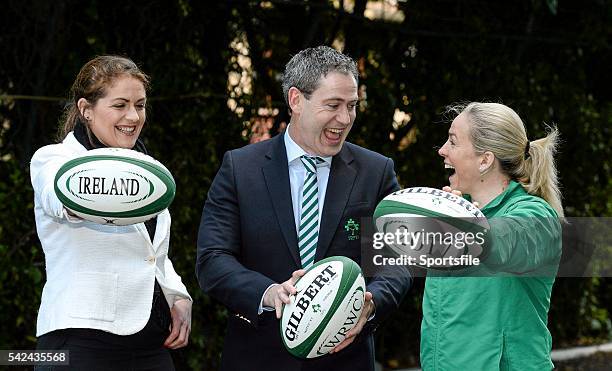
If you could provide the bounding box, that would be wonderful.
[420,102,563,370]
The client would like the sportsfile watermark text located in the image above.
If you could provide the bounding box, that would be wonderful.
[359,217,612,277]
[373,253,480,267]
[371,229,485,268]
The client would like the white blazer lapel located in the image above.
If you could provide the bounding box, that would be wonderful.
[151,209,171,252]
[135,223,154,251]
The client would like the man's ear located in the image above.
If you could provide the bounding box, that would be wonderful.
[479,151,495,173]
[288,87,302,115]
[77,98,91,120]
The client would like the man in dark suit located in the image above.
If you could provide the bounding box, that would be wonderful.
[196,46,410,371]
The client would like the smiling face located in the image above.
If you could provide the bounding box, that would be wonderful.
[288,72,358,157]
[80,75,146,149]
[438,112,484,193]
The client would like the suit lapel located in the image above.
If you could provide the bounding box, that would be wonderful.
[151,210,170,251]
[316,146,356,260]
[135,223,155,253]
[262,135,302,267]
[135,211,169,253]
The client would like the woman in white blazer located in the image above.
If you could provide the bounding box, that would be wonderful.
[31,56,192,370]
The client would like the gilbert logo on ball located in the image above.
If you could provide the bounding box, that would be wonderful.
[374,187,490,269]
[281,256,365,359]
[54,148,176,225]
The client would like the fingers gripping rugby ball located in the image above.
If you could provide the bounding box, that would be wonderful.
[54,148,176,225]
[281,256,366,359]
[374,187,490,269]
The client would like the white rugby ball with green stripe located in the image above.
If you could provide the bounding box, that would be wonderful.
[374,187,489,268]
[281,256,365,359]
[54,148,175,225]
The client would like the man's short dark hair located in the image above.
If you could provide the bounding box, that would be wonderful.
[281,46,359,107]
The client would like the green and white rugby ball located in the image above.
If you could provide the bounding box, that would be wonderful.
[374,187,489,269]
[54,147,175,225]
[280,256,366,359]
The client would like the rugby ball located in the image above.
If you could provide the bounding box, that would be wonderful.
[374,187,489,269]
[281,256,366,359]
[54,147,175,225]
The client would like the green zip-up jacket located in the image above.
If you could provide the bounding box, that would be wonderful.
[420,181,562,370]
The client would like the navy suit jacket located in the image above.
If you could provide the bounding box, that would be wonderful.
[196,133,411,371]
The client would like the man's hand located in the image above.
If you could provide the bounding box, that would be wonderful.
[164,298,192,349]
[263,269,306,318]
[329,291,374,354]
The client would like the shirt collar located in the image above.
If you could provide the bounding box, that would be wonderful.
[481,180,524,213]
[284,125,332,167]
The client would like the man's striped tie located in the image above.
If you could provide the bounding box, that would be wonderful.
[298,155,323,269]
